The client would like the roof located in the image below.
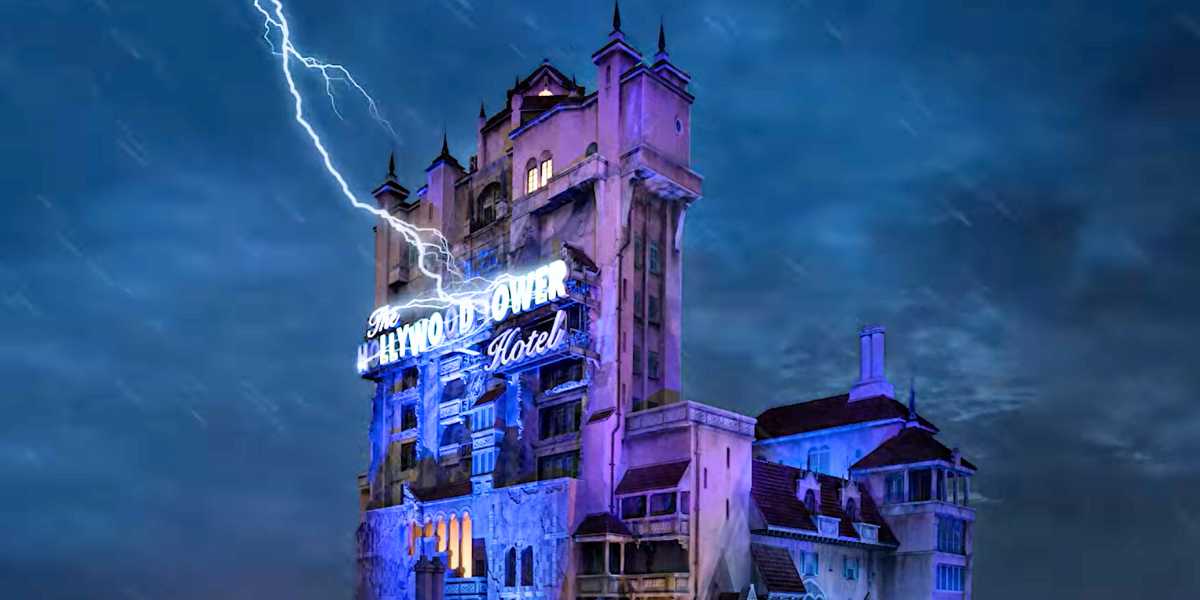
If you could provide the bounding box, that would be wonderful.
[852,426,977,471]
[586,407,615,423]
[750,459,899,546]
[750,543,806,594]
[574,512,632,537]
[562,242,599,272]
[756,393,937,440]
[615,460,690,495]
[474,384,505,407]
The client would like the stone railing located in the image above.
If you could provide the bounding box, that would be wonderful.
[576,572,691,596]
[625,401,756,438]
[626,514,689,538]
[445,576,487,600]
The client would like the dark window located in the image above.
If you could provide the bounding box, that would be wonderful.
[634,239,644,270]
[505,547,517,586]
[472,184,499,231]
[473,541,487,577]
[801,551,818,577]
[537,450,579,480]
[539,400,582,440]
[393,367,419,393]
[401,404,417,431]
[608,542,621,574]
[680,492,690,514]
[520,546,534,586]
[623,540,688,574]
[937,516,967,554]
[909,468,933,502]
[540,359,584,392]
[803,489,817,513]
[400,441,417,471]
[845,499,858,522]
[633,291,643,319]
[621,495,647,519]
[580,542,604,575]
[648,242,661,274]
[647,351,660,379]
[937,469,947,501]
[632,396,643,412]
[884,472,905,503]
[649,492,676,516]
[648,294,661,323]
[632,344,642,375]
[936,564,965,591]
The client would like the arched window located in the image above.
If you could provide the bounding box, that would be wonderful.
[460,513,474,577]
[505,547,517,586]
[845,498,858,522]
[539,151,553,187]
[435,516,446,552]
[520,546,534,586]
[803,489,817,514]
[448,515,461,571]
[525,158,539,194]
[473,183,499,229]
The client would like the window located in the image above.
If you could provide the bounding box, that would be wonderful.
[393,367,418,393]
[909,468,933,502]
[537,450,580,480]
[936,564,965,592]
[540,359,584,392]
[540,158,553,187]
[505,547,517,586]
[648,294,661,324]
[472,246,499,276]
[632,344,642,375]
[649,492,677,516]
[843,555,860,580]
[884,472,905,504]
[400,404,417,431]
[472,184,499,229]
[608,542,621,574]
[621,495,647,519]
[648,351,660,379]
[400,441,417,471]
[680,491,690,514]
[800,551,819,577]
[526,158,539,194]
[648,241,661,274]
[633,291,643,319]
[845,499,858,522]
[623,540,688,574]
[937,468,947,501]
[520,546,534,586]
[538,400,582,440]
[634,238,644,270]
[473,540,487,578]
[937,516,967,555]
[803,489,817,513]
[806,446,830,475]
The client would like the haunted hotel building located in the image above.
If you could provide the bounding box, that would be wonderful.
[354,7,976,600]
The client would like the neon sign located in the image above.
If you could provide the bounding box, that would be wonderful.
[357,260,571,373]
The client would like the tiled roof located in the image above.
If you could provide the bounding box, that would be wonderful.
[750,543,806,594]
[852,426,977,471]
[574,512,632,537]
[755,393,937,440]
[474,384,505,407]
[751,459,899,546]
[750,459,816,532]
[615,460,690,495]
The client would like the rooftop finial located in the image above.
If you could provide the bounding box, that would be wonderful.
[479,100,485,119]
[387,151,396,179]
[658,17,667,54]
[612,0,622,33]
[440,128,449,156]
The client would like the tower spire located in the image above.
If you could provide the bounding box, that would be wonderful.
[386,151,396,180]
[440,128,450,157]
[658,18,667,54]
[479,100,485,119]
[611,0,622,33]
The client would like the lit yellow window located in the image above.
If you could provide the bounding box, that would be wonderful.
[527,167,539,193]
[540,159,553,186]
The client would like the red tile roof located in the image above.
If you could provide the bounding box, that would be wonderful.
[573,512,633,537]
[615,460,690,495]
[756,393,937,440]
[750,459,899,546]
[852,426,977,471]
[750,543,806,594]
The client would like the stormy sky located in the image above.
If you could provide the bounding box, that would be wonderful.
[2,0,1198,598]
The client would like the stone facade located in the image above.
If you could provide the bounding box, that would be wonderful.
[354,6,975,600]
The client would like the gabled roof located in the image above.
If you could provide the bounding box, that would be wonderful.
[615,460,690,494]
[852,426,977,471]
[574,512,632,538]
[756,393,937,440]
[750,543,806,594]
[750,459,899,546]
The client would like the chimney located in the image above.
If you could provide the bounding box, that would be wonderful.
[849,325,895,401]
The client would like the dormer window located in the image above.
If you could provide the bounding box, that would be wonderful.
[803,489,817,513]
[538,87,553,96]
[845,498,858,522]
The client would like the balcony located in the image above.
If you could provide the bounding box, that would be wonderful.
[626,514,689,538]
[625,401,756,439]
[445,576,487,600]
[575,573,691,597]
[510,154,607,221]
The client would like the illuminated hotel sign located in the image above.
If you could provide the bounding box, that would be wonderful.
[357,260,571,374]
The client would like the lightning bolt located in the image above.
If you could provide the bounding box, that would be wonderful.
[253,0,520,367]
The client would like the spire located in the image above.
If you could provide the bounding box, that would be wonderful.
[386,151,396,180]
[907,376,918,419]
[611,0,622,33]
[478,100,485,119]
[658,18,667,54]
[440,128,450,157]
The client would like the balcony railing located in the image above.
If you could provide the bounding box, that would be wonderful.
[445,576,487,600]
[626,514,689,538]
[576,573,691,597]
